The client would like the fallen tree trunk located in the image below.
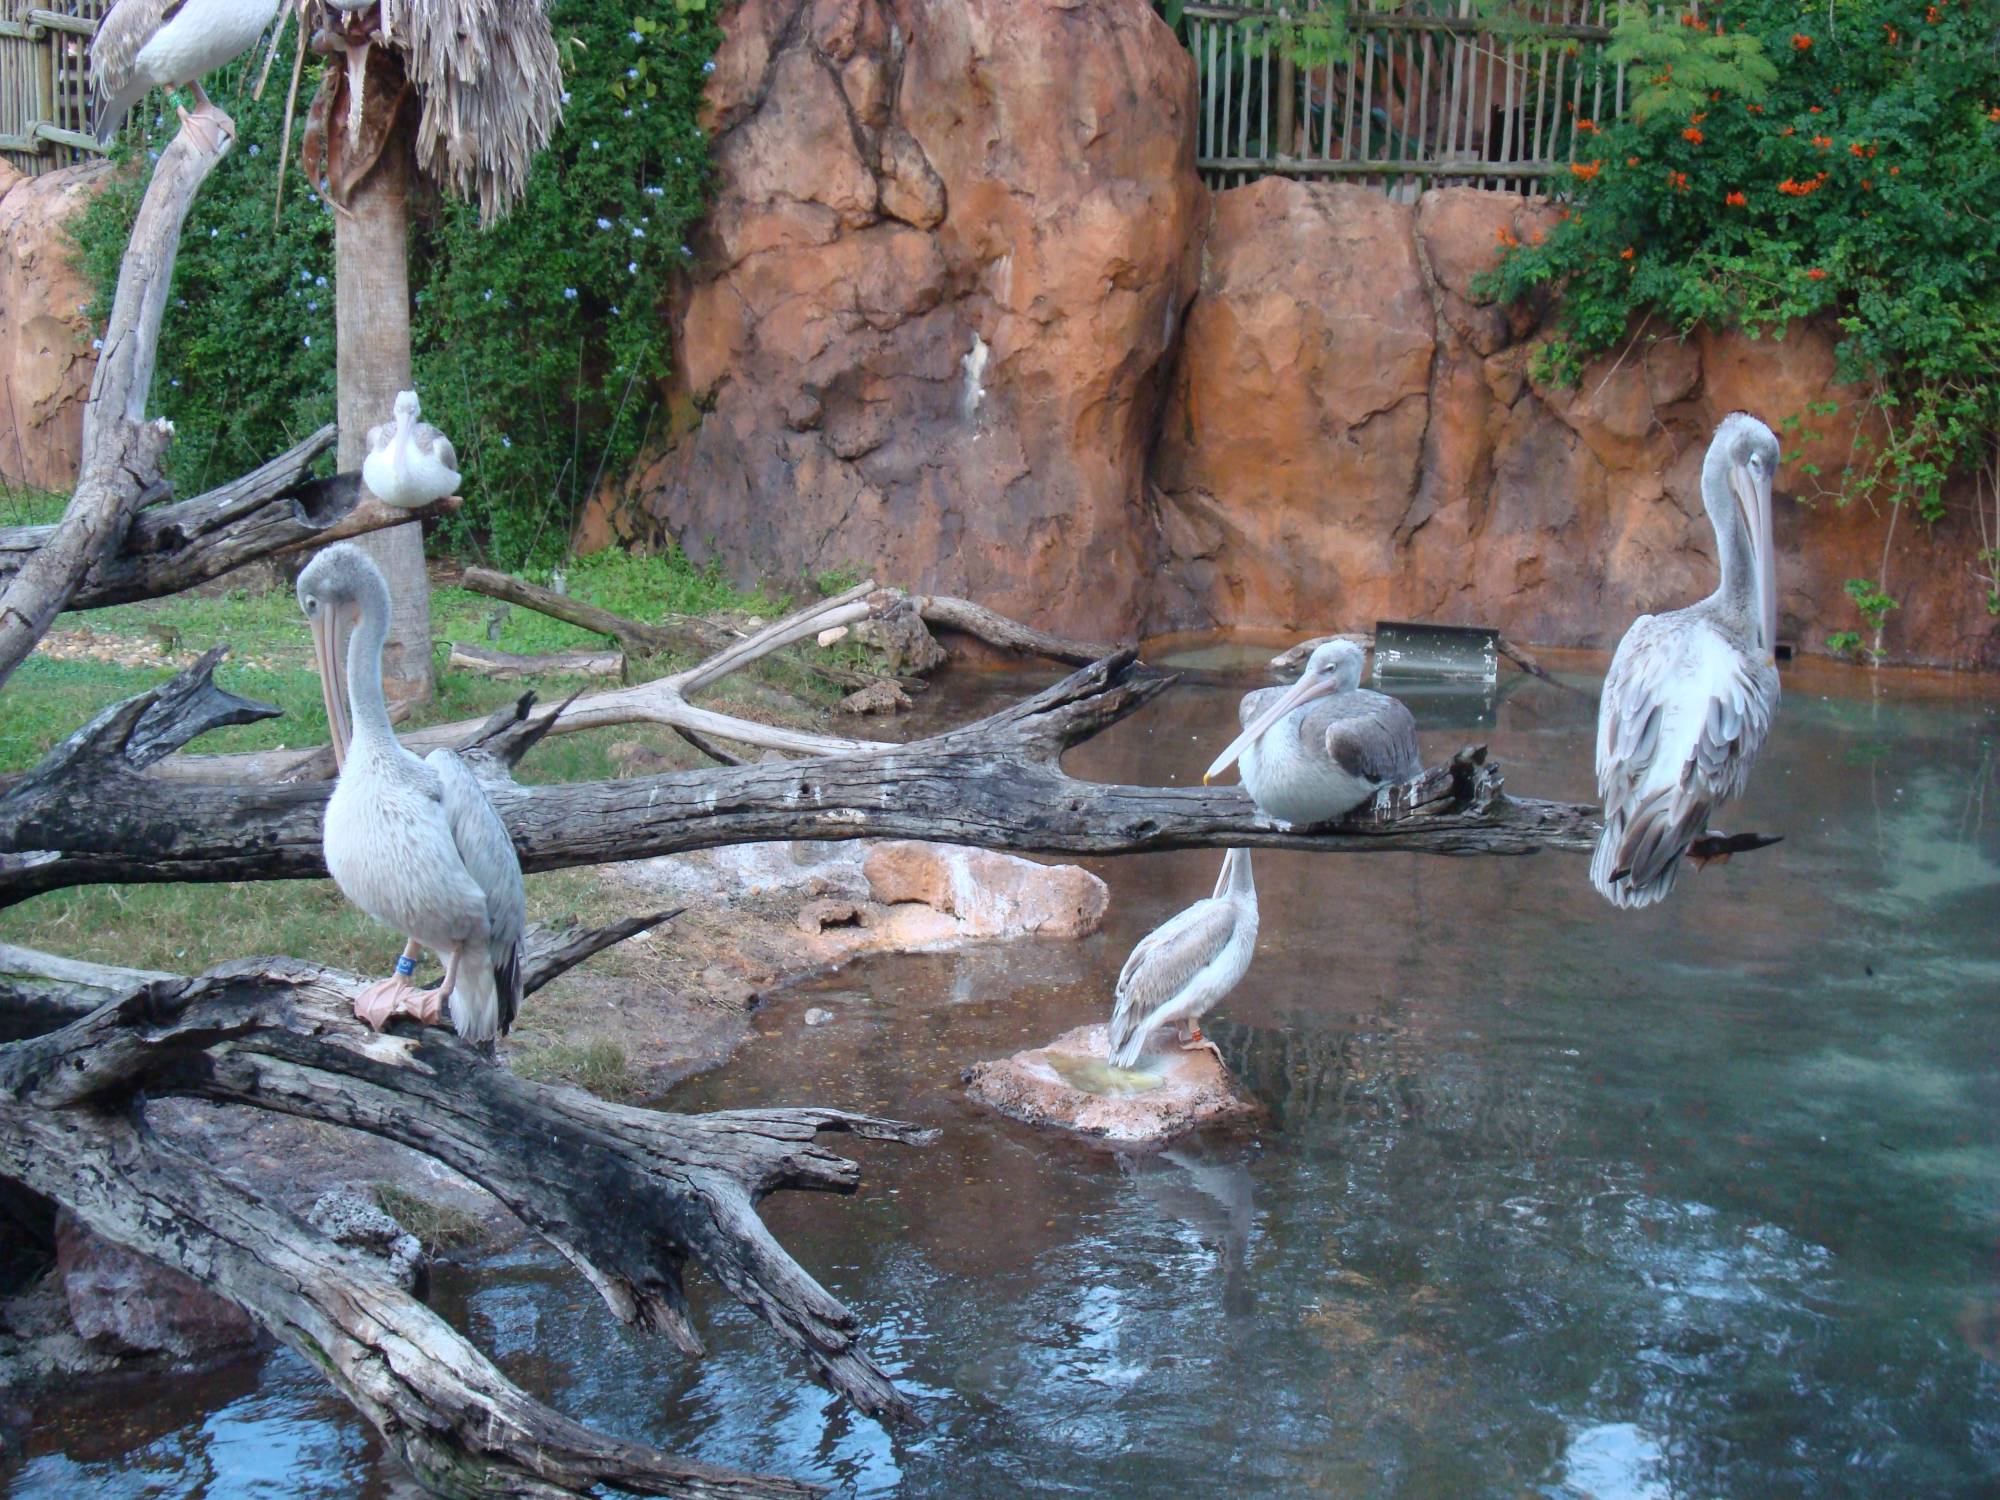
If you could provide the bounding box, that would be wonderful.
[448,640,625,680]
[0,912,930,1494]
[459,565,735,658]
[889,589,1120,665]
[0,425,461,611]
[0,647,1605,906]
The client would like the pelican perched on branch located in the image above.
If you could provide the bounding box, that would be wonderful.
[1592,411,1782,908]
[1107,849,1257,1069]
[362,390,461,510]
[1204,640,1421,828]
[92,0,280,149]
[298,543,524,1042]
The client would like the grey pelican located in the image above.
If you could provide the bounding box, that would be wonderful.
[92,0,280,149]
[297,543,525,1042]
[362,391,461,509]
[1591,412,1782,907]
[1107,849,1257,1068]
[1203,639,1422,827]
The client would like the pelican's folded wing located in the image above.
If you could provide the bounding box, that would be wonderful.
[1108,898,1238,1063]
[414,422,459,479]
[427,749,527,1033]
[1312,692,1422,786]
[93,0,181,97]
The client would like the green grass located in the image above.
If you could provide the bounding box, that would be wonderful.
[510,1037,641,1099]
[1,486,66,527]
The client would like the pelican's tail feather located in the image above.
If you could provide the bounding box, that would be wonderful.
[1108,1021,1148,1071]
[1591,789,1704,910]
[95,83,146,146]
[494,938,523,1038]
[449,945,503,1044]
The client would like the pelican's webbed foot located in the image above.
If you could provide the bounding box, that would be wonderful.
[1176,1021,1225,1065]
[353,946,450,1031]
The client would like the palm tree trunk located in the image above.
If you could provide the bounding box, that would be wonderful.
[334,128,431,704]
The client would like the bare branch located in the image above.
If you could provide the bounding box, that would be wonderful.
[460,565,734,658]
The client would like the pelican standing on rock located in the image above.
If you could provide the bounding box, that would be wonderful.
[92,0,280,150]
[1107,849,1258,1069]
[1592,411,1782,908]
[298,543,524,1042]
[1204,640,1422,828]
[362,391,462,509]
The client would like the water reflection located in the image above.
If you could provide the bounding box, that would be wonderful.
[8,654,1998,1499]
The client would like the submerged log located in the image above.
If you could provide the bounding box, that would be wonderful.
[0,911,929,1495]
[0,647,1607,907]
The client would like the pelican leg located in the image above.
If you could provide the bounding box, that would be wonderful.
[175,82,236,154]
[353,939,428,1031]
[399,948,461,1028]
[1177,1020,1225,1065]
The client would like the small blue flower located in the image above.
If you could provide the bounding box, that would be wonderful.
[483,289,494,301]
[627,261,638,274]
[703,59,716,74]
[91,338,103,351]
[596,216,612,230]
[631,226,645,238]
[301,269,312,282]
[560,89,572,105]
[628,30,641,42]
[209,227,218,238]
[563,287,577,300]
[610,306,621,316]
[591,140,601,150]
[307,301,318,311]
[501,435,512,448]
[303,335,312,348]
[314,275,327,287]
[623,108,634,118]
[248,143,259,156]
[679,243,692,256]
[627,68,639,79]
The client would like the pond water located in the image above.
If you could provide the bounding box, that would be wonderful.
[9,646,2000,1499]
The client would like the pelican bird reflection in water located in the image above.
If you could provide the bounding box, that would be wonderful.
[1107,849,1257,1069]
[298,544,525,1042]
[1592,411,1782,908]
[362,390,462,510]
[1204,639,1422,828]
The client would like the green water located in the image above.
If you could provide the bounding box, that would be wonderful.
[8,653,1998,1498]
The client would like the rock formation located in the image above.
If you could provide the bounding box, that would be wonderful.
[0,161,107,495]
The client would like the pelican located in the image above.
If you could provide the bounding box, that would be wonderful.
[362,391,462,510]
[1592,411,1782,908]
[92,0,280,149]
[1203,639,1421,827]
[1107,849,1257,1068]
[297,543,525,1042]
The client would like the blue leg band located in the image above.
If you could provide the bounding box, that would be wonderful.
[394,955,416,978]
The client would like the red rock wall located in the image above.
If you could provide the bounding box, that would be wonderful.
[0,161,107,496]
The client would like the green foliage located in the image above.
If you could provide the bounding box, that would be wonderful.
[1479,0,2000,617]
[72,0,720,566]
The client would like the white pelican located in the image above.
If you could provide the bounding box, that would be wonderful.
[362,391,462,510]
[297,543,524,1042]
[1592,411,1782,908]
[1107,849,1257,1068]
[1203,639,1421,827]
[92,0,279,149]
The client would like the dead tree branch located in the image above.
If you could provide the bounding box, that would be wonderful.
[0,425,461,611]
[459,566,735,657]
[448,641,625,680]
[885,588,1120,665]
[0,120,234,691]
[0,649,1613,906]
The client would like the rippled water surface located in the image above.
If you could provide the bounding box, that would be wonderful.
[9,648,1999,1499]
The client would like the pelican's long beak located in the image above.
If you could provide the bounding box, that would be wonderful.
[311,605,353,771]
[1728,461,1778,659]
[1203,670,1335,785]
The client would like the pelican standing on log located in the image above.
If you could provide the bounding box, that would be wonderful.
[1592,411,1782,908]
[298,544,525,1042]
[1107,849,1258,1068]
[92,0,280,150]
[1204,640,1422,827]
[362,391,462,510]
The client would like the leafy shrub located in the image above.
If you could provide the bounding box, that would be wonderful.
[1478,0,2000,615]
[74,0,719,567]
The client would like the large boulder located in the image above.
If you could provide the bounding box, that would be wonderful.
[608,0,1204,640]
[0,161,108,495]
[54,1211,260,1361]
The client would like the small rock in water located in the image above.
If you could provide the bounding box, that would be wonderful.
[803,1007,834,1027]
[965,1023,1255,1146]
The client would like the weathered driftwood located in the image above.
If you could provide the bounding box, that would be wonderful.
[0,647,1608,906]
[0,425,461,610]
[890,588,1120,666]
[448,640,625,680]
[460,565,735,658]
[0,912,925,1496]
[0,114,233,692]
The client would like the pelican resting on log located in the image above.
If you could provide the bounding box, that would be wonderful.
[363,390,462,509]
[1204,639,1421,828]
[1592,411,1782,908]
[1107,849,1258,1068]
[92,0,279,149]
[298,544,525,1042]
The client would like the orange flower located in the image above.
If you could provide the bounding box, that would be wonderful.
[1690,112,1708,125]
[1725,190,1747,207]
[1811,135,1834,149]
[1683,127,1705,145]
[1792,32,1813,50]
[1849,142,1875,158]
[1780,126,1796,137]
[1809,106,1824,114]
[1747,103,1765,115]
[1576,119,1599,135]
[1926,4,1941,19]
[1990,107,2000,123]
[1883,24,1900,44]
[1620,247,1635,260]
[1890,165,1900,175]
[1860,178,1873,191]
[1571,160,1603,181]
[1667,169,1689,192]
[1627,155,1642,166]
[1496,225,1519,248]
[1555,206,1572,222]
[1807,268,1828,281]
[1777,177,1821,197]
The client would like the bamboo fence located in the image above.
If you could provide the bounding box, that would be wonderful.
[1,0,106,175]
[1187,0,1627,198]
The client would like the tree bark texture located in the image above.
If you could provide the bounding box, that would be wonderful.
[334,85,431,705]
[0,116,231,692]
